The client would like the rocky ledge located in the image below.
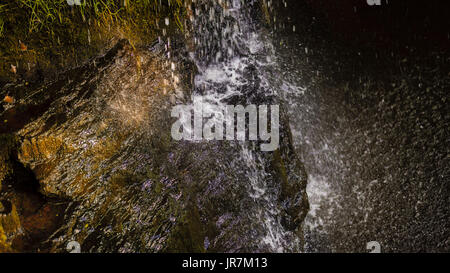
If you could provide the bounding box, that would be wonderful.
[0,39,308,252]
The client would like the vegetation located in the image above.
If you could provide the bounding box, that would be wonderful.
[0,0,185,82]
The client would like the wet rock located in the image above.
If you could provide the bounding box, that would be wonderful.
[0,35,309,252]
[0,132,67,251]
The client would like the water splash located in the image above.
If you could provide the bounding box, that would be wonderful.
[184,0,304,252]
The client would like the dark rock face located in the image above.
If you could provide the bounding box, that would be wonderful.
[0,134,66,252]
[0,38,309,252]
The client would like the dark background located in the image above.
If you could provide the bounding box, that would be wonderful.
[298,0,449,51]
[272,0,449,252]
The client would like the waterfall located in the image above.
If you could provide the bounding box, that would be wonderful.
[169,0,306,252]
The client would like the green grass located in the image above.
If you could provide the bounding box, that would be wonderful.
[13,0,184,33]
[0,0,186,82]
[0,3,9,37]
[0,17,4,38]
[0,0,187,40]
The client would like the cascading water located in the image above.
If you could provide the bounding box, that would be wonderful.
[2,0,446,254]
[168,0,307,252]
